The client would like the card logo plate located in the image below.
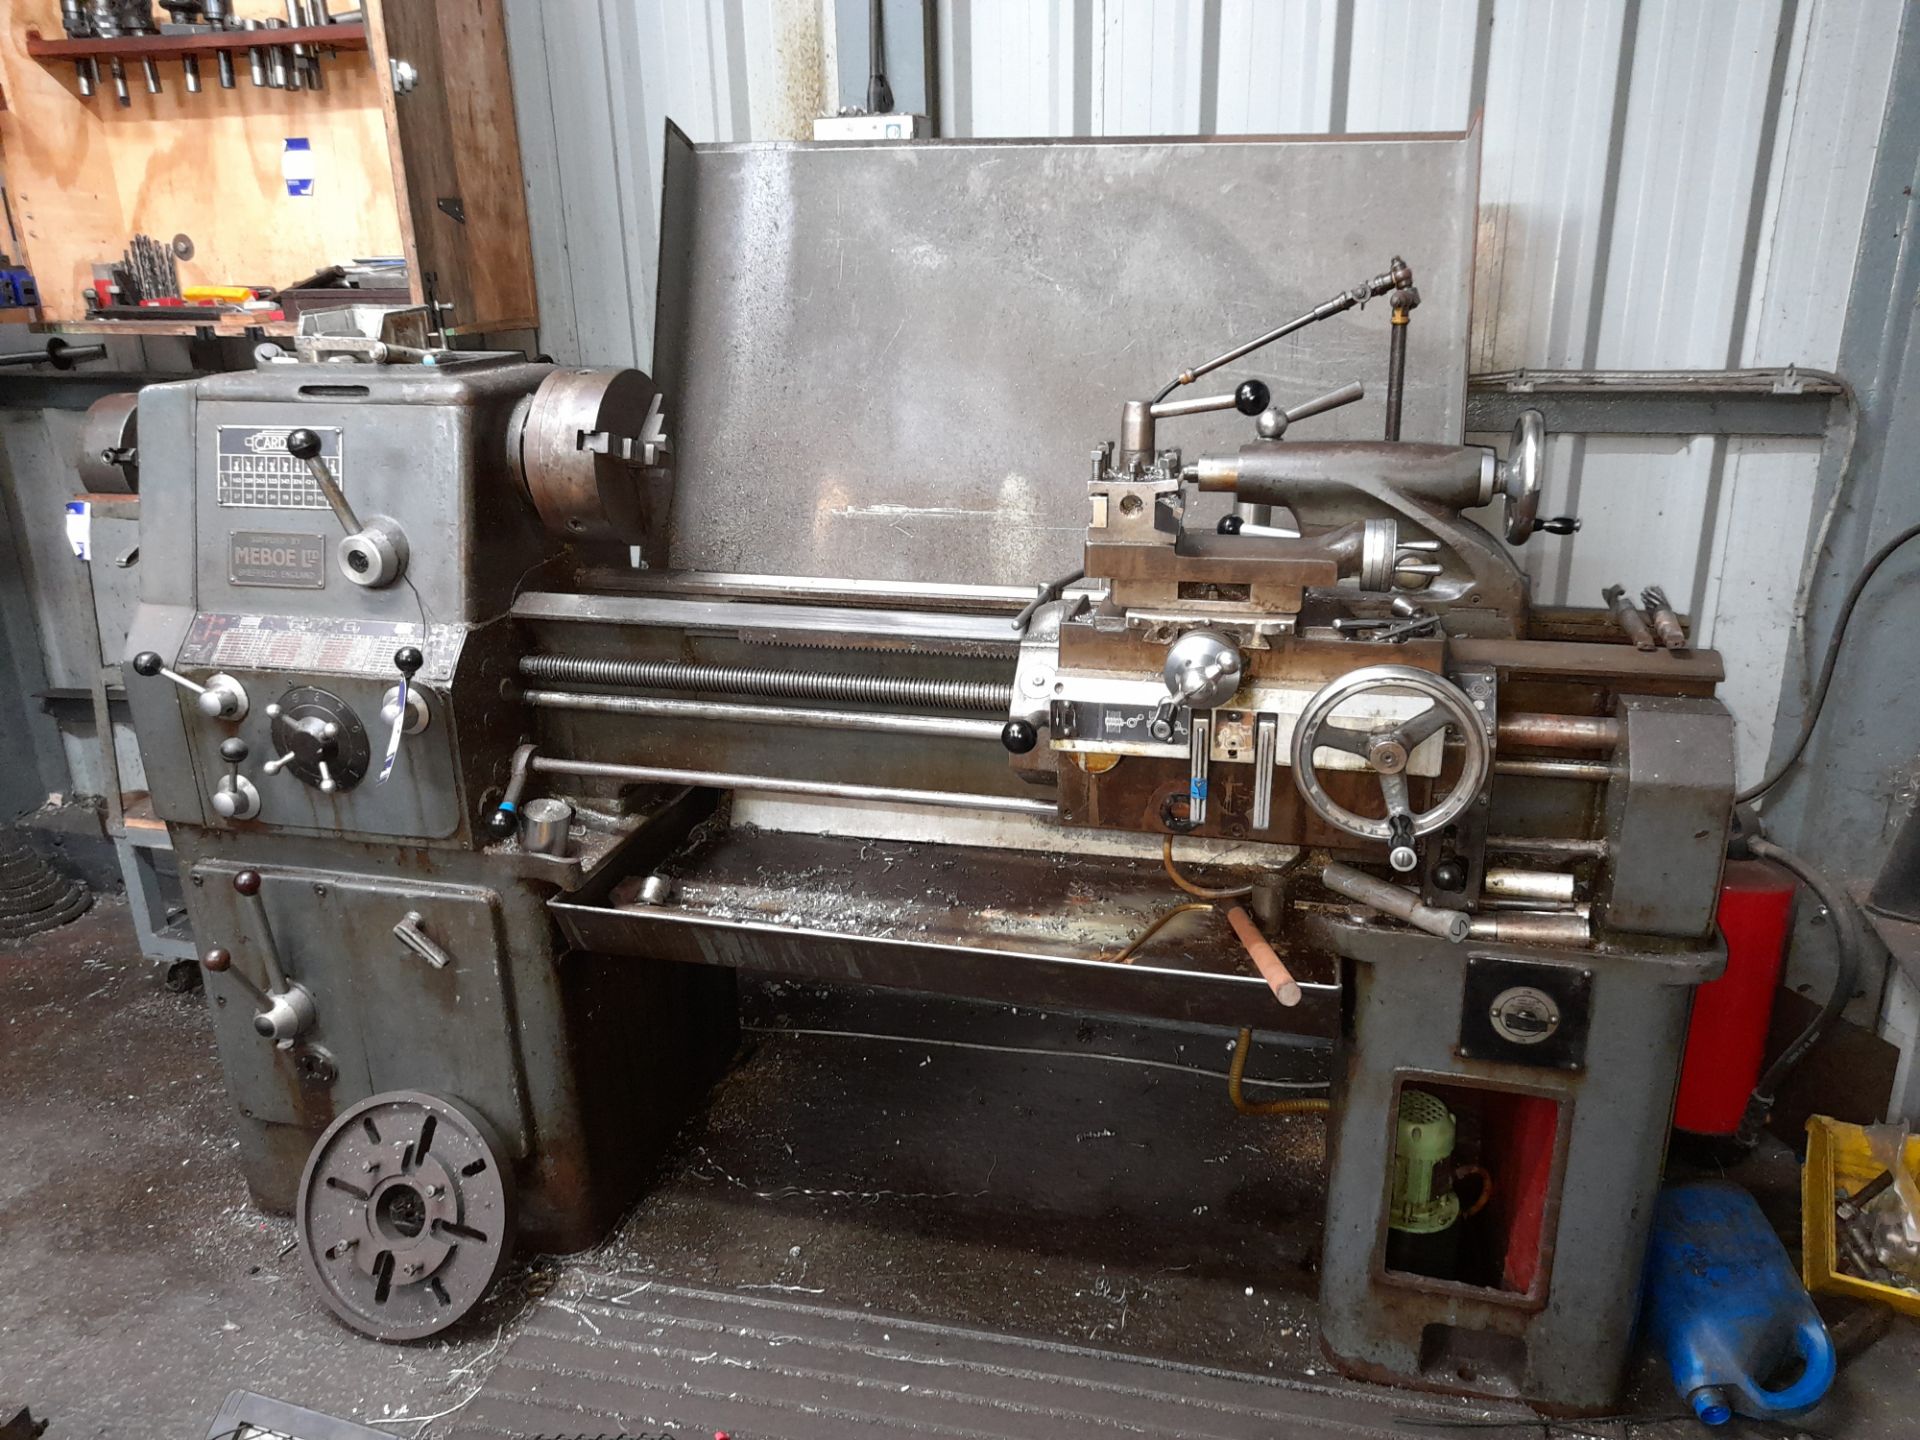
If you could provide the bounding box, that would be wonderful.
[216,424,343,509]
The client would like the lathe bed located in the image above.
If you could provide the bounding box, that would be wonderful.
[553,826,1340,1032]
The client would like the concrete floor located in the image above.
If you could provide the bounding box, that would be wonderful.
[5,896,1919,1438]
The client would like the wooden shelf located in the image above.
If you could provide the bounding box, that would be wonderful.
[25,22,366,62]
[0,305,41,323]
[0,0,536,335]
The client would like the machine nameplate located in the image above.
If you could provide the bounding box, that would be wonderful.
[216,425,344,509]
[178,613,460,680]
[1060,701,1192,749]
[1488,986,1561,1045]
[228,530,326,589]
[1458,957,1592,1071]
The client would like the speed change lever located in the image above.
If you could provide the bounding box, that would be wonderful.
[379,646,428,784]
[285,428,410,589]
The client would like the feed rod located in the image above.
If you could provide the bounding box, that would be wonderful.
[521,688,1004,741]
[530,756,1057,816]
[519,653,1013,713]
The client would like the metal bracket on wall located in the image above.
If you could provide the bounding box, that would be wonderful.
[1466,368,1844,438]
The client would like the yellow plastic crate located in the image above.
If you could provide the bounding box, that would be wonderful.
[1802,1114,1920,1316]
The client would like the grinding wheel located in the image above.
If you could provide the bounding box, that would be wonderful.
[295,1091,517,1341]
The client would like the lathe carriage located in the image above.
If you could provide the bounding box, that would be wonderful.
[111,125,1733,1412]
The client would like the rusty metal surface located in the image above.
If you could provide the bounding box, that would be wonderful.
[1451,635,1723,687]
[553,828,1335,1031]
[1058,746,1437,854]
[518,367,668,547]
[652,126,1480,586]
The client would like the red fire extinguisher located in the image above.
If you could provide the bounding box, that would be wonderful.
[1674,860,1797,1138]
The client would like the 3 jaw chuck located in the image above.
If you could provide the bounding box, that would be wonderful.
[513,366,671,545]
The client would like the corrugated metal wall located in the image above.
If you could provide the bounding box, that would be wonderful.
[505,0,1899,785]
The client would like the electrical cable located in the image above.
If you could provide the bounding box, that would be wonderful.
[1736,836,1865,1146]
[1738,520,1920,804]
[741,1023,1331,1090]
[865,0,892,113]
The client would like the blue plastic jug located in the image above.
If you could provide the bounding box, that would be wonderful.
[1642,1181,1836,1425]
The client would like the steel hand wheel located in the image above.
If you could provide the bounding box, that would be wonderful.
[1290,664,1490,872]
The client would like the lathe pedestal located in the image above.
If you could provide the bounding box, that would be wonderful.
[1313,913,1722,1413]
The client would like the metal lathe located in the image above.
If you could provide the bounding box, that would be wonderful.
[108,125,1733,1413]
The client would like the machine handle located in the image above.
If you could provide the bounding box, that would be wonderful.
[133,650,200,690]
[1149,378,1270,421]
[232,870,289,994]
[201,945,267,1007]
[211,737,261,820]
[226,870,317,1041]
[392,910,452,970]
[131,650,247,720]
[379,647,429,783]
[285,428,363,536]
[1321,861,1470,943]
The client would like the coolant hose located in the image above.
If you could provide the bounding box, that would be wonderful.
[1228,1028,1331,1117]
[1737,837,1865,1145]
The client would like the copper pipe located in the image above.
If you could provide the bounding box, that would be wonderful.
[1497,712,1621,752]
[1227,904,1302,1007]
[1111,902,1213,963]
[1162,834,1254,899]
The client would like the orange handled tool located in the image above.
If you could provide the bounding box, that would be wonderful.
[1227,903,1301,1007]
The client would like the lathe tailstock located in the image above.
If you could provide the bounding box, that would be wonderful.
[112,127,1732,1411]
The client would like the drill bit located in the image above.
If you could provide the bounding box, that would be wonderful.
[86,1,132,104]
[204,0,236,87]
[243,17,267,86]
[1641,586,1688,650]
[1602,584,1658,652]
[282,2,307,90]
[59,0,99,98]
[266,17,291,88]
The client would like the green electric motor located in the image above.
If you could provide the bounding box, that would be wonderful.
[1387,1088,1465,1278]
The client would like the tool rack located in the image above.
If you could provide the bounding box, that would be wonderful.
[0,0,536,336]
